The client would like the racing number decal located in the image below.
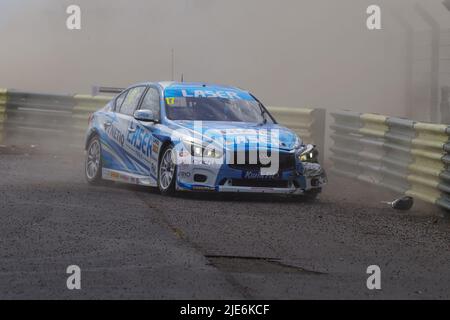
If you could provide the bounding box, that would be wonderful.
[165,97,175,105]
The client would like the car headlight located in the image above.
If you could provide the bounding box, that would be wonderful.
[182,139,223,159]
[298,144,318,163]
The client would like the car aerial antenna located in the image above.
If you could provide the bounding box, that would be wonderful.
[181,73,184,82]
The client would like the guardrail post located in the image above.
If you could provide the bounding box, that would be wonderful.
[440,86,450,123]
[329,111,364,179]
[381,117,416,194]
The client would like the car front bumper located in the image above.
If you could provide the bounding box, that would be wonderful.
[175,160,327,194]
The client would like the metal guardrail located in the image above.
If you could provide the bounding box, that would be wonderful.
[268,107,326,164]
[92,86,124,96]
[0,88,326,160]
[0,89,110,148]
[330,110,450,210]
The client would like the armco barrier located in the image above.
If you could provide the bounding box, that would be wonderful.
[1,90,110,148]
[0,89,326,158]
[330,110,450,211]
[72,94,111,134]
[268,107,326,164]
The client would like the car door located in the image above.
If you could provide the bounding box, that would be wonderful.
[127,85,162,182]
[106,86,147,175]
[99,89,129,173]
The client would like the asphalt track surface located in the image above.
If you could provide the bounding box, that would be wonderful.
[0,145,449,299]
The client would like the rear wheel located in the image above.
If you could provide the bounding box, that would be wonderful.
[85,136,103,184]
[158,145,177,195]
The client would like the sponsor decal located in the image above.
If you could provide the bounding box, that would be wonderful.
[164,87,255,101]
[126,122,153,157]
[111,171,119,179]
[105,124,125,147]
[179,171,191,178]
[152,141,160,154]
[242,171,279,180]
[181,89,240,99]
[165,97,175,105]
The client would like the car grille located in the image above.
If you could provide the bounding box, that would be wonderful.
[228,151,296,171]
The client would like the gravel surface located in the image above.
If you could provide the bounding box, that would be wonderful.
[0,145,448,299]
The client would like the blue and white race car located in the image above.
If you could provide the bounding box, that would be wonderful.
[84,82,326,198]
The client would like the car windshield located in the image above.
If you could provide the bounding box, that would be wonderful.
[164,87,273,123]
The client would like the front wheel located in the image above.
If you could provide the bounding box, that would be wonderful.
[158,146,177,195]
[85,136,103,184]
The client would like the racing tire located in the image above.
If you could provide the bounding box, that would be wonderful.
[85,136,103,185]
[158,145,177,195]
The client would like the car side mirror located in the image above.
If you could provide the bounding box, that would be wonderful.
[134,109,157,122]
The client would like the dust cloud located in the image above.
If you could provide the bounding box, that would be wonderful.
[0,0,449,121]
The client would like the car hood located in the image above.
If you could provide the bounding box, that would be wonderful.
[168,120,301,151]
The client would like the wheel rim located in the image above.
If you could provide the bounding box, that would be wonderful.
[86,140,101,180]
[159,148,175,190]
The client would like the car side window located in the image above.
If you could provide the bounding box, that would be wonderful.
[140,87,160,119]
[114,91,128,112]
[119,86,146,116]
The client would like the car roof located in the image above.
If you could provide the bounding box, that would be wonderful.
[131,81,247,92]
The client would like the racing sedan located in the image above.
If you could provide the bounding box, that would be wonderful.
[84,82,326,198]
